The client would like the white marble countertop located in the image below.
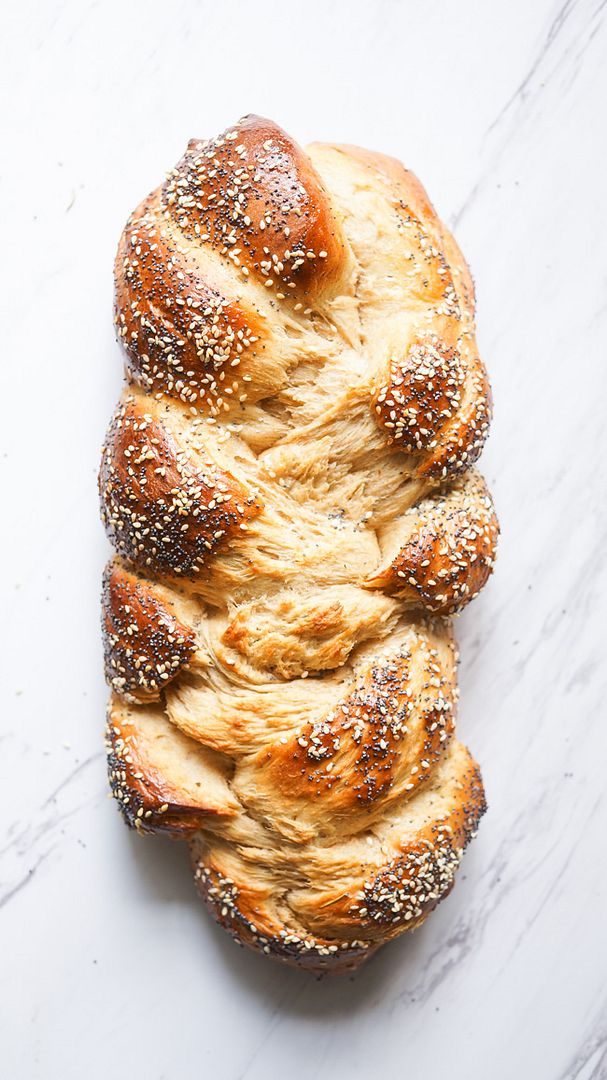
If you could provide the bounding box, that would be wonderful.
[2,1,606,1076]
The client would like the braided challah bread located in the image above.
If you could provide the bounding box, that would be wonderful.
[100,116,498,973]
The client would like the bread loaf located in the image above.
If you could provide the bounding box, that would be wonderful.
[100,116,498,972]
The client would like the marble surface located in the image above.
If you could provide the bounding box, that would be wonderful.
[2,1,606,1076]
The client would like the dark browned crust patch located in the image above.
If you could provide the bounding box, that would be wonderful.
[99,395,262,577]
[114,194,269,406]
[366,472,499,614]
[162,115,346,299]
[190,852,375,975]
[354,758,487,932]
[373,336,466,453]
[419,353,492,479]
[102,561,196,701]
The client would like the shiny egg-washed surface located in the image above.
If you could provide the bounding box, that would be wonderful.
[99,115,498,972]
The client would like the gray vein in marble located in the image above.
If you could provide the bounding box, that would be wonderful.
[42,751,103,808]
[558,1014,607,1079]
[486,0,582,136]
[497,793,603,974]
[452,0,606,228]
[0,752,103,909]
[0,853,51,910]
[235,982,310,1080]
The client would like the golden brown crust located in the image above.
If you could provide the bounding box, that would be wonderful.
[102,561,196,701]
[332,142,471,316]
[238,628,457,839]
[114,116,353,411]
[100,116,498,973]
[418,352,492,479]
[357,756,485,933]
[191,855,376,974]
[189,740,485,971]
[106,697,239,835]
[289,743,486,940]
[330,143,441,236]
[366,471,499,614]
[373,333,466,454]
[115,193,269,406]
[315,142,492,477]
[162,115,347,300]
[99,393,262,577]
